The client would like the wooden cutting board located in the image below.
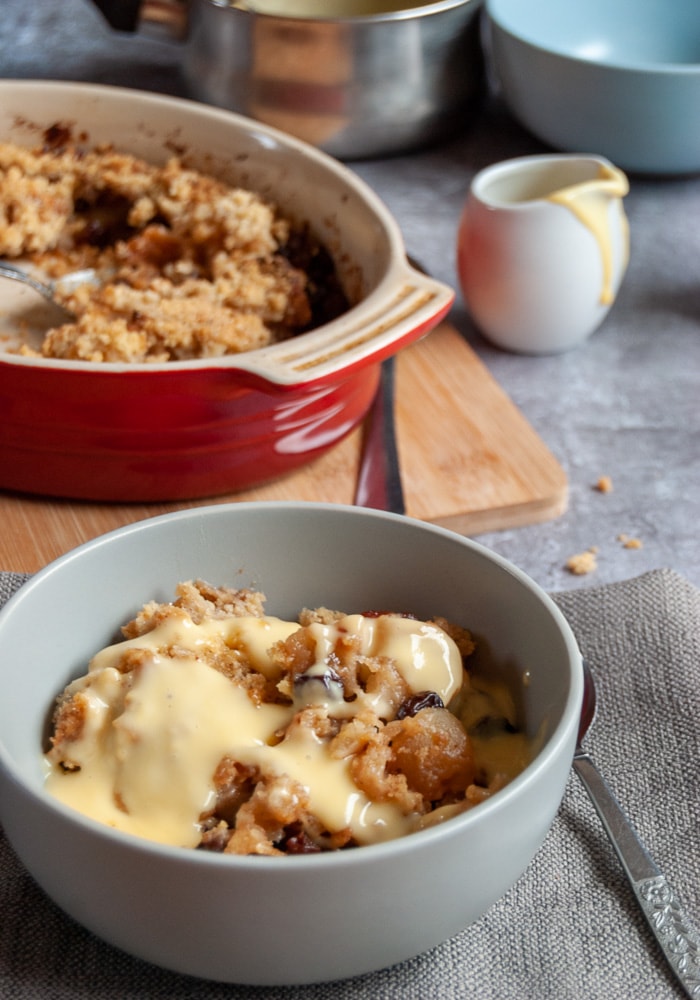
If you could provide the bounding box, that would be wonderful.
[0,321,568,573]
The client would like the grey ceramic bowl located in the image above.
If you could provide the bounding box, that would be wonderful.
[486,0,700,175]
[0,503,582,985]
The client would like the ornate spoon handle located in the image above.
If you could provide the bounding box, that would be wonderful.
[574,750,700,998]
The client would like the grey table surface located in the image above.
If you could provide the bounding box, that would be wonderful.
[1,0,698,594]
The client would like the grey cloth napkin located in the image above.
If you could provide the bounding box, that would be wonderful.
[1,567,698,999]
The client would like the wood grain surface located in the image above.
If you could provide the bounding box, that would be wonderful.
[0,322,568,572]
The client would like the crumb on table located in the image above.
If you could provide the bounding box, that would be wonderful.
[618,533,643,550]
[595,475,613,493]
[565,548,599,575]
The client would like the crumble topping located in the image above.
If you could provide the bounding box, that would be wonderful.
[0,128,348,363]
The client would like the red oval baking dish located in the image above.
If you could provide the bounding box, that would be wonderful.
[0,81,453,501]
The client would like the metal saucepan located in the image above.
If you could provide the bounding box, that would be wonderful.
[90,0,485,159]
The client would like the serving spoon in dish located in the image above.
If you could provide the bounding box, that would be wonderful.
[0,261,98,323]
[574,660,700,997]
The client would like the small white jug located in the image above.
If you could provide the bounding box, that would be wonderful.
[457,154,630,354]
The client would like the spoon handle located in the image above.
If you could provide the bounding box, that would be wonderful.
[574,750,700,998]
[353,356,405,515]
[0,261,56,302]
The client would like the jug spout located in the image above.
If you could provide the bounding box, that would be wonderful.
[547,160,630,306]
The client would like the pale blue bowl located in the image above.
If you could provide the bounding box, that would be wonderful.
[486,0,700,174]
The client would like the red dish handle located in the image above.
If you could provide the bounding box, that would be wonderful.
[230,261,454,389]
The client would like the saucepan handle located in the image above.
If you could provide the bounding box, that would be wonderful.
[90,0,187,37]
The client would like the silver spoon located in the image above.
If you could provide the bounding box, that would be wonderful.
[0,262,97,321]
[574,660,700,997]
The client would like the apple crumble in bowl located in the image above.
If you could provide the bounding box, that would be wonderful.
[0,502,582,984]
[45,580,531,855]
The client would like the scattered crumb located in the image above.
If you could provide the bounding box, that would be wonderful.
[595,475,613,493]
[565,548,598,575]
[563,526,644,577]
[618,533,643,550]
